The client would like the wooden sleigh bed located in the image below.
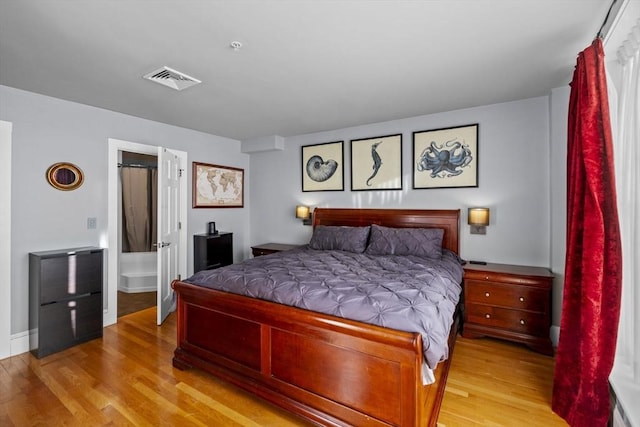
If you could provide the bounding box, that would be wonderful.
[172,208,462,426]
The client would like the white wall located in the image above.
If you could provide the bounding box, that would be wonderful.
[0,120,12,359]
[1,82,569,338]
[250,96,552,262]
[549,86,570,327]
[249,95,567,326]
[0,85,249,337]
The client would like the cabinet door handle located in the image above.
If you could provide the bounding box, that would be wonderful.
[519,297,525,302]
[520,319,526,325]
[485,313,491,319]
[485,292,490,297]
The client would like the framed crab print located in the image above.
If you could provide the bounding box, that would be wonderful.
[351,134,402,191]
[301,141,344,192]
[412,123,478,189]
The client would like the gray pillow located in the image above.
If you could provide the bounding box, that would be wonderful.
[365,224,444,258]
[309,225,370,253]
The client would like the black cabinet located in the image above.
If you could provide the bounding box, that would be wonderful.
[193,232,233,273]
[29,247,104,358]
[193,231,233,273]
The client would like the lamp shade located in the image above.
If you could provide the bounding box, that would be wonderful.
[296,205,310,219]
[468,207,490,226]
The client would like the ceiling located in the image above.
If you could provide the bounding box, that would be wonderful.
[0,0,612,141]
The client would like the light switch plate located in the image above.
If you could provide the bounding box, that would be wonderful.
[87,217,97,229]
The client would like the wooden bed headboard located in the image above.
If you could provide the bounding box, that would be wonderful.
[312,208,460,254]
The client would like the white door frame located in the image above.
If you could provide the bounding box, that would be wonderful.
[106,138,187,326]
[0,121,12,359]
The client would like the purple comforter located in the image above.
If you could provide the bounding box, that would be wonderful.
[185,247,463,369]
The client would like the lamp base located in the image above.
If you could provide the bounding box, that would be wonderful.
[470,225,486,235]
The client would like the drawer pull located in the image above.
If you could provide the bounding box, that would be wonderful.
[485,292,490,297]
[519,297,525,302]
[485,314,491,319]
[520,319,526,325]
[485,276,490,280]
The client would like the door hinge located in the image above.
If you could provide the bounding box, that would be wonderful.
[178,221,182,230]
[179,168,184,177]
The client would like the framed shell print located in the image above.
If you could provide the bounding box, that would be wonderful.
[301,141,344,192]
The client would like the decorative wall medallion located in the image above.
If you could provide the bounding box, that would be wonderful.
[46,162,84,191]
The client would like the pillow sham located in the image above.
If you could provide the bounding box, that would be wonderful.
[308,225,370,253]
[365,224,444,259]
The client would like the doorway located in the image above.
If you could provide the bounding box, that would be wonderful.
[118,151,157,318]
[106,138,187,327]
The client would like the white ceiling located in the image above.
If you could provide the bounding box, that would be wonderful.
[0,0,612,141]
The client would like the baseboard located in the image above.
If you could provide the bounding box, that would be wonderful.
[10,329,32,357]
[118,284,157,293]
[119,272,157,293]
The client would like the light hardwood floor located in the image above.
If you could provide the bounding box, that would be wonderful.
[1,308,566,426]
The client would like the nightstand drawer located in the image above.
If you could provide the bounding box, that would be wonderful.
[252,247,277,257]
[465,303,547,336]
[465,280,548,312]
[463,270,549,287]
[251,243,301,257]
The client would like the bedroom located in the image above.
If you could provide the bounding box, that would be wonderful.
[0,0,638,426]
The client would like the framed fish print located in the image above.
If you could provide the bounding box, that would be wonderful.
[412,124,478,189]
[350,134,402,191]
[301,141,344,192]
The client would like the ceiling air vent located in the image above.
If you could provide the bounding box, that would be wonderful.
[143,66,201,91]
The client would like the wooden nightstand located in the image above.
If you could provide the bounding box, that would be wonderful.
[462,262,554,355]
[251,243,301,257]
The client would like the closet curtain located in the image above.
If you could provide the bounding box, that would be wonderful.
[121,167,157,252]
[552,38,622,427]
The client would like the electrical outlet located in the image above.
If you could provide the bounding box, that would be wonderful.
[87,217,97,229]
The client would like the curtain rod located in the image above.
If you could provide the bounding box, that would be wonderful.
[597,0,620,40]
[118,163,157,169]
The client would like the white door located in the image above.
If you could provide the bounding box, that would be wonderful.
[157,147,182,325]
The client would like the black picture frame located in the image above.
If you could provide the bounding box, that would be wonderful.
[350,134,402,191]
[412,123,479,189]
[301,141,344,192]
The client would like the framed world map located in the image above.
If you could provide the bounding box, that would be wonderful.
[193,161,244,208]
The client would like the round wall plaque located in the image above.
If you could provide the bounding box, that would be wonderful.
[46,162,84,191]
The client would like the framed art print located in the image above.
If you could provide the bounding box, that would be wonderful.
[301,141,344,192]
[413,123,478,189]
[351,134,402,191]
[193,162,244,208]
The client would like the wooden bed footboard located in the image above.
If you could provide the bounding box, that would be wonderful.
[172,209,461,426]
[172,280,459,427]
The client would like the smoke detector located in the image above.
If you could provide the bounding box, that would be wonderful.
[143,66,201,91]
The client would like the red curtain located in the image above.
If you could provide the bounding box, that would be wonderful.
[552,38,622,427]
